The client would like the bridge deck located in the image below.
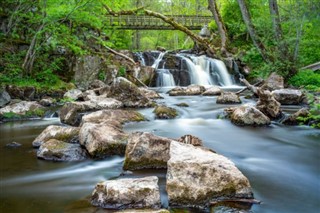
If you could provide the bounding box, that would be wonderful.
[105,15,212,30]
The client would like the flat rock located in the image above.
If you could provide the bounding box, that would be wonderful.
[79,122,128,158]
[0,101,45,116]
[64,89,83,100]
[202,86,222,96]
[37,139,87,161]
[32,125,80,148]
[123,132,176,170]
[227,105,271,126]
[166,142,253,207]
[168,85,206,96]
[91,176,161,209]
[216,92,241,104]
[81,109,145,126]
[272,89,304,105]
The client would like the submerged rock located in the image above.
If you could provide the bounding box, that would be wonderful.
[79,122,128,158]
[272,89,304,105]
[227,105,271,126]
[175,103,189,107]
[256,89,281,119]
[216,92,241,104]
[37,139,87,161]
[32,125,80,148]
[123,132,176,170]
[81,109,145,125]
[282,108,310,125]
[153,105,178,119]
[202,86,222,96]
[91,176,161,209]
[5,142,22,148]
[166,142,253,207]
[168,85,206,96]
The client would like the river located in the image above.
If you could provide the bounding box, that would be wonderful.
[0,88,319,213]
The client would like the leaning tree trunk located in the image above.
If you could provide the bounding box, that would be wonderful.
[208,0,228,54]
[103,4,216,55]
[237,0,269,62]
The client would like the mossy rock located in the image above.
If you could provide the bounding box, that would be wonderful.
[153,105,178,119]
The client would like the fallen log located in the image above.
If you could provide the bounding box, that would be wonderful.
[236,79,264,95]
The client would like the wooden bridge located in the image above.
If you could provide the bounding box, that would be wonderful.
[105,15,213,30]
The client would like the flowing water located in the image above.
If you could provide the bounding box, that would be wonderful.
[0,89,319,213]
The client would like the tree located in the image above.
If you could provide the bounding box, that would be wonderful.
[207,0,228,53]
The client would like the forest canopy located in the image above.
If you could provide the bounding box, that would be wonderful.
[0,0,319,89]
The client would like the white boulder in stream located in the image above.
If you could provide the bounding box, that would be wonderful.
[227,105,271,126]
[91,176,161,209]
[37,139,87,161]
[166,142,253,207]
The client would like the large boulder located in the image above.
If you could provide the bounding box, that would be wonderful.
[6,85,35,100]
[91,176,161,209]
[139,88,162,99]
[0,88,11,107]
[216,92,241,104]
[168,85,206,96]
[153,105,178,119]
[201,86,222,96]
[256,89,281,119]
[86,95,123,109]
[60,101,96,126]
[282,108,310,125]
[272,89,304,105]
[261,72,284,91]
[37,139,87,161]
[123,132,176,170]
[79,122,128,158]
[0,101,45,118]
[101,77,154,107]
[166,142,253,207]
[81,109,145,126]
[32,125,80,148]
[177,134,203,146]
[226,105,271,126]
[63,89,83,100]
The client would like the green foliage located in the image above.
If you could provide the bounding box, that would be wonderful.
[289,70,320,91]
[2,109,45,120]
[297,94,320,128]
[118,66,126,77]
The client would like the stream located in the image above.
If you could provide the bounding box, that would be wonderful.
[0,87,319,213]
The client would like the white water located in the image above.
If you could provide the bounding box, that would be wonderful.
[136,52,146,66]
[152,51,167,69]
[156,69,176,87]
[180,54,234,86]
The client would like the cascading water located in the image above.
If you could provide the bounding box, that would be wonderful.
[152,51,176,87]
[180,54,234,86]
[135,52,146,66]
[156,69,176,87]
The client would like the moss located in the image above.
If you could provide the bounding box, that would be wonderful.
[153,105,178,119]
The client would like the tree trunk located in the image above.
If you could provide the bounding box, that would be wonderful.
[208,0,228,53]
[237,0,269,61]
[103,4,216,55]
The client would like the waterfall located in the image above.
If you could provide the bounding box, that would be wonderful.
[156,69,176,87]
[152,51,167,69]
[179,54,234,86]
[135,52,146,66]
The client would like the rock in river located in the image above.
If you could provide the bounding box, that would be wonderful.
[123,132,176,170]
[79,122,128,158]
[216,92,241,104]
[272,89,304,105]
[168,85,206,96]
[91,176,161,209]
[166,141,253,207]
[227,105,271,126]
[37,139,87,161]
[201,86,222,96]
[32,125,80,148]
[153,105,178,119]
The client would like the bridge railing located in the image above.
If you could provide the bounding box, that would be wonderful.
[106,15,213,30]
